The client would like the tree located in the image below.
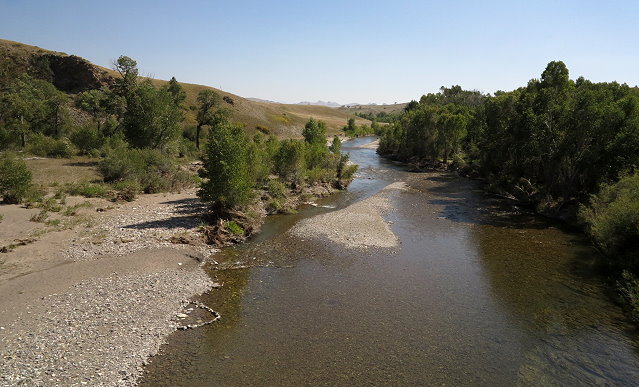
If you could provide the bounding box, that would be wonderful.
[274,139,306,183]
[302,118,327,145]
[329,135,341,155]
[0,74,68,147]
[198,117,254,212]
[166,76,186,107]
[76,89,108,131]
[195,89,222,149]
[122,80,183,149]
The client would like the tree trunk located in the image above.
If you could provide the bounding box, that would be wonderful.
[20,115,25,148]
[196,124,202,149]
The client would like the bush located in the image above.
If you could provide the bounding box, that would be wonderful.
[26,134,77,158]
[579,173,639,269]
[267,179,287,198]
[305,167,335,184]
[0,153,33,203]
[225,220,244,235]
[99,148,193,193]
[63,181,110,198]
[69,126,105,155]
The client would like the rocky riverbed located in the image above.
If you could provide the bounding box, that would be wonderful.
[0,190,218,386]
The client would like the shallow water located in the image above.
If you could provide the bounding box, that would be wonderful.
[141,137,639,386]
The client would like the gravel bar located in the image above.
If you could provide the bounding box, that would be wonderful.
[0,268,213,386]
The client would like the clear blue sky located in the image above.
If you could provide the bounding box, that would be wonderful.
[1,0,637,104]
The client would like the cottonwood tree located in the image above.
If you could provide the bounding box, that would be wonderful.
[198,116,254,212]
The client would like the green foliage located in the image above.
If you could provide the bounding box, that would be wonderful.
[302,118,327,145]
[0,153,33,203]
[198,119,254,211]
[329,136,341,155]
[195,89,225,149]
[122,80,183,149]
[62,181,110,198]
[579,173,639,269]
[274,139,306,183]
[99,148,193,193]
[166,76,186,107]
[69,125,105,155]
[26,133,77,158]
[225,220,244,235]
[0,73,70,147]
[618,270,639,322]
[267,179,287,198]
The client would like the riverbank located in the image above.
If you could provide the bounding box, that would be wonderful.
[0,190,217,385]
[0,172,356,385]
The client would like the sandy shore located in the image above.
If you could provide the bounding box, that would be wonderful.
[290,181,408,249]
[0,190,217,386]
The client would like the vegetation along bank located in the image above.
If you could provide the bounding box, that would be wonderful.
[377,60,639,320]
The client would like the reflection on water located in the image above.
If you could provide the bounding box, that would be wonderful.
[140,137,639,386]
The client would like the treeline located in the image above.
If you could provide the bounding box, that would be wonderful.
[354,110,401,123]
[378,61,639,316]
[342,117,380,137]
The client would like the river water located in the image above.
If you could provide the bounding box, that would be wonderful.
[141,137,639,386]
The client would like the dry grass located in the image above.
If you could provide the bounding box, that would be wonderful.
[338,103,407,116]
[25,157,101,187]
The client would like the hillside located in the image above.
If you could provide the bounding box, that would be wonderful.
[339,102,407,116]
[0,39,369,137]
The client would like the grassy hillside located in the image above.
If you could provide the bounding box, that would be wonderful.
[1,38,369,137]
[339,103,407,116]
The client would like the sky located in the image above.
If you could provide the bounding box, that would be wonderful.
[1,0,637,104]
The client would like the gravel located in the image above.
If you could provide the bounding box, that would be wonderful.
[290,181,407,249]
[65,191,217,261]
[0,268,213,386]
[1,191,218,386]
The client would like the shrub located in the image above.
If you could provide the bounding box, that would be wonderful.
[69,126,105,155]
[0,153,33,203]
[579,173,639,269]
[619,270,639,322]
[26,134,77,158]
[225,220,244,235]
[267,179,287,198]
[63,182,110,198]
[99,148,193,193]
[305,167,335,184]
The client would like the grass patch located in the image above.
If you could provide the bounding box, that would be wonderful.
[60,181,110,198]
[225,220,244,235]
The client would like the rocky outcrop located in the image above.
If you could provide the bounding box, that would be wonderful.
[44,54,112,93]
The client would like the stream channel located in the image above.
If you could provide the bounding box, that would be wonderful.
[141,137,639,386]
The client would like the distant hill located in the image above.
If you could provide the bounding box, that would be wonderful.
[297,101,341,108]
[0,39,370,137]
[339,102,407,115]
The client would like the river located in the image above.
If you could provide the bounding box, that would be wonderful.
[140,137,639,386]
